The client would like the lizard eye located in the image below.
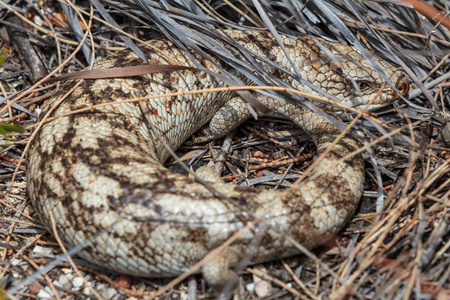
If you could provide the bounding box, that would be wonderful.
[356,81,370,91]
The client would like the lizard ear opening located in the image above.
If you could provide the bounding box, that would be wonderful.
[328,61,344,82]
[328,65,344,83]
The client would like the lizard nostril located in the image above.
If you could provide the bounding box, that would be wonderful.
[396,76,410,96]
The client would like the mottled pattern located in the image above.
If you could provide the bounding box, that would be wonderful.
[27,30,408,286]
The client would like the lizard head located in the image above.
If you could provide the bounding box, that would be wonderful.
[315,43,410,111]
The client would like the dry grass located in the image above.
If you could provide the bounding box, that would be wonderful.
[0,0,449,299]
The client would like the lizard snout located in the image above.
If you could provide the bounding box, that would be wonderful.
[396,75,410,96]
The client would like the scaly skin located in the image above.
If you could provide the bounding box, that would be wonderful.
[27,30,409,288]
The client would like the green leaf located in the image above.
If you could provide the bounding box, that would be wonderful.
[0,124,25,147]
